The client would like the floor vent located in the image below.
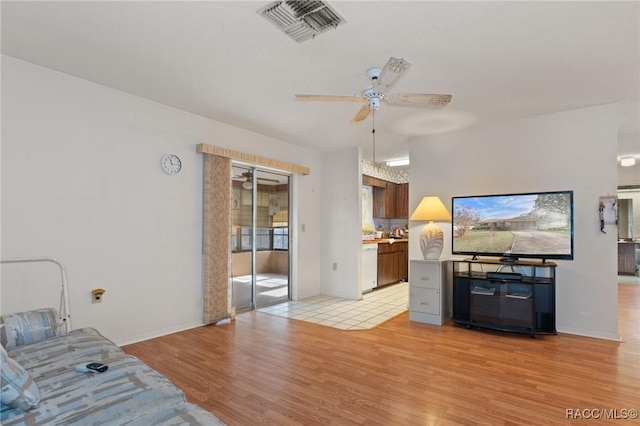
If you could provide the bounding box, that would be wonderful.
[258,1,346,43]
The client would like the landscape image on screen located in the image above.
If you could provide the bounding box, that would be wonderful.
[452,192,572,258]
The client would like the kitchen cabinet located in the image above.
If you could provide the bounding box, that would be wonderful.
[362,175,408,219]
[363,175,388,218]
[363,175,386,188]
[373,186,386,218]
[396,183,408,218]
[618,242,639,275]
[384,183,397,219]
[377,241,408,287]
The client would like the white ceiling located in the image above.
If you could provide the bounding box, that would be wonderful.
[2,1,639,171]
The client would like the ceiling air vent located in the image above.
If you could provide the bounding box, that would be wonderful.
[258,1,346,43]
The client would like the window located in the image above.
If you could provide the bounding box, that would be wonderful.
[255,228,271,250]
[273,227,289,250]
[232,227,274,252]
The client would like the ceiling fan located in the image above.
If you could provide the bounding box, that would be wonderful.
[233,171,279,189]
[295,57,452,124]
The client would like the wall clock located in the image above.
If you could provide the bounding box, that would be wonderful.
[161,154,182,175]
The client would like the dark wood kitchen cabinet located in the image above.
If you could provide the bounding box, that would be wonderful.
[363,175,386,188]
[377,241,408,287]
[396,183,408,218]
[363,175,408,219]
[618,242,638,275]
[373,186,386,218]
[363,175,388,218]
[384,183,397,219]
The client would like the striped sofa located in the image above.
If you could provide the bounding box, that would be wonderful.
[1,309,224,425]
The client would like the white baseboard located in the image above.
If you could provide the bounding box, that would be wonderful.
[557,325,622,342]
[115,320,205,347]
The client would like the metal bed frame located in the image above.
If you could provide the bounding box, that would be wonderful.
[1,257,72,333]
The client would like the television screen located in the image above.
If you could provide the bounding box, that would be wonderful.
[452,190,574,261]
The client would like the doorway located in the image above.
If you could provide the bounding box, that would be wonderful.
[231,165,291,310]
[617,188,640,278]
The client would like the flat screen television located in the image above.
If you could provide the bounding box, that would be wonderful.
[452,190,574,262]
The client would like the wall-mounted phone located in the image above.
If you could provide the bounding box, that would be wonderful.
[91,288,106,304]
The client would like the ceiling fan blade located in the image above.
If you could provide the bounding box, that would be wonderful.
[295,94,366,103]
[257,177,280,183]
[351,104,371,124]
[375,57,412,92]
[386,93,453,107]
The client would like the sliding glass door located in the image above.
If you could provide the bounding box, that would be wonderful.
[230,165,290,310]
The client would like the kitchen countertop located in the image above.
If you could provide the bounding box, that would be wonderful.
[362,238,408,244]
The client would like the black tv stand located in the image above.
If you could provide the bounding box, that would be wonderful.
[452,258,556,337]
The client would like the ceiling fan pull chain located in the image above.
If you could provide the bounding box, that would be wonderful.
[372,109,376,164]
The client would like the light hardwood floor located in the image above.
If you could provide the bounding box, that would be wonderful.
[123,285,639,425]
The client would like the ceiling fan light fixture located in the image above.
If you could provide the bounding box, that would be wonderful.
[386,158,410,167]
[242,180,253,190]
[295,56,452,124]
[620,156,636,167]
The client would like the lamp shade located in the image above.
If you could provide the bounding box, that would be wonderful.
[409,196,452,221]
[410,196,451,260]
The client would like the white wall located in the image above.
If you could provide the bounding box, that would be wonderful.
[3,55,622,343]
[320,147,363,299]
[409,104,620,340]
[1,56,322,345]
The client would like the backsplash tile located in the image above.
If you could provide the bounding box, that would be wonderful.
[362,160,409,184]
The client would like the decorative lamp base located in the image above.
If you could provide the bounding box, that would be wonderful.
[419,221,444,260]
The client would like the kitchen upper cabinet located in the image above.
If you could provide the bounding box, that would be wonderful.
[363,175,409,219]
[373,186,386,218]
[384,183,397,219]
[396,183,408,218]
[363,175,386,188]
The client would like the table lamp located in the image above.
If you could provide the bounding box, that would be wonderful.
[410,196,452,260]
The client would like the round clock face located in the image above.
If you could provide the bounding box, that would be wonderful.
[161,154,182,175]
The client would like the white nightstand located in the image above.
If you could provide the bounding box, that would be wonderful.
[409,259,452,325]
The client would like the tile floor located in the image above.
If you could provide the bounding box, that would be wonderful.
[257,282,408,330]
